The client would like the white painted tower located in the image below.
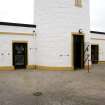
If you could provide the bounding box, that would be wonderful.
[34,0,91,70]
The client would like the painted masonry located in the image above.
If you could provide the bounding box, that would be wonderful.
[0,23,36,70]
[0,0,103,70]
[34,0,91,70]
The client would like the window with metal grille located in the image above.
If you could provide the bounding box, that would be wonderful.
[75,0,82,7]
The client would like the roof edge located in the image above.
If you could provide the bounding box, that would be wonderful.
[90,31,105,35]
[0,22,36,28]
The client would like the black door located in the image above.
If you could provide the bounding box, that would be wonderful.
[13,43,27,69]
[91,45,99,64]
[73,35,84,70]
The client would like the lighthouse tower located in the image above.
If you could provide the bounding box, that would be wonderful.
[34,0,91,70]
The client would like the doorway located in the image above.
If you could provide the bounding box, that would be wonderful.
[73,35,84,70]
[13,43,28,69]
[91,45,99,64]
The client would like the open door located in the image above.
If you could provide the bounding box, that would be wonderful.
[73,35,84,70]
[13,43,27,69]
[91,45,99,64]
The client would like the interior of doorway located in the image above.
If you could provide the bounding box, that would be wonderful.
[73,35,84,70]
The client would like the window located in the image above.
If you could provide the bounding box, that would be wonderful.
[75,0,82,7]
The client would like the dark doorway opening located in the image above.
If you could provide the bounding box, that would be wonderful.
[91,45,99,64]
[73,35,84,70]
[13,43,28,69]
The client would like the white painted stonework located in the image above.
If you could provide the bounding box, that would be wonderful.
[0,25,35,67]
[91,33,105,62]
[1,0,101,69]
[35,0,90,67]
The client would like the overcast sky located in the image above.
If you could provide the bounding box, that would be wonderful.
[0,0,104,32]
[90,0,105,32]
[0,0,34,24]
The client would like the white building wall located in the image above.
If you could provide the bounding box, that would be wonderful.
[35,0,90,67]
[0,25,36,67]
[91,33,105,62]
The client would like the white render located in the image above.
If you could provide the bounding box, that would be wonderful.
[35,0,90,67]
[0,25,36,67]
[91,33,105,62]
[1,0,105,70]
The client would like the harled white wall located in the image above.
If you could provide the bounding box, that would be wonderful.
[0,25,36,67]
[91,33,105,62]
[35,0,90,67]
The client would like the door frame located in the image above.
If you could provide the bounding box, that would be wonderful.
[71,32,84,70]
[12,41,28,69]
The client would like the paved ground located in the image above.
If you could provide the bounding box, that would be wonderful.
[0,64,105,105]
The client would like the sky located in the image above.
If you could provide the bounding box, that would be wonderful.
[90,0,105,32]
[0,0,34,24]
[0,0,104,32]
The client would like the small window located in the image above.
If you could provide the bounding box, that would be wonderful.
[75,0,82,7]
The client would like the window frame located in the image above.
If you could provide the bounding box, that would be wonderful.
[75,0,82,8]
